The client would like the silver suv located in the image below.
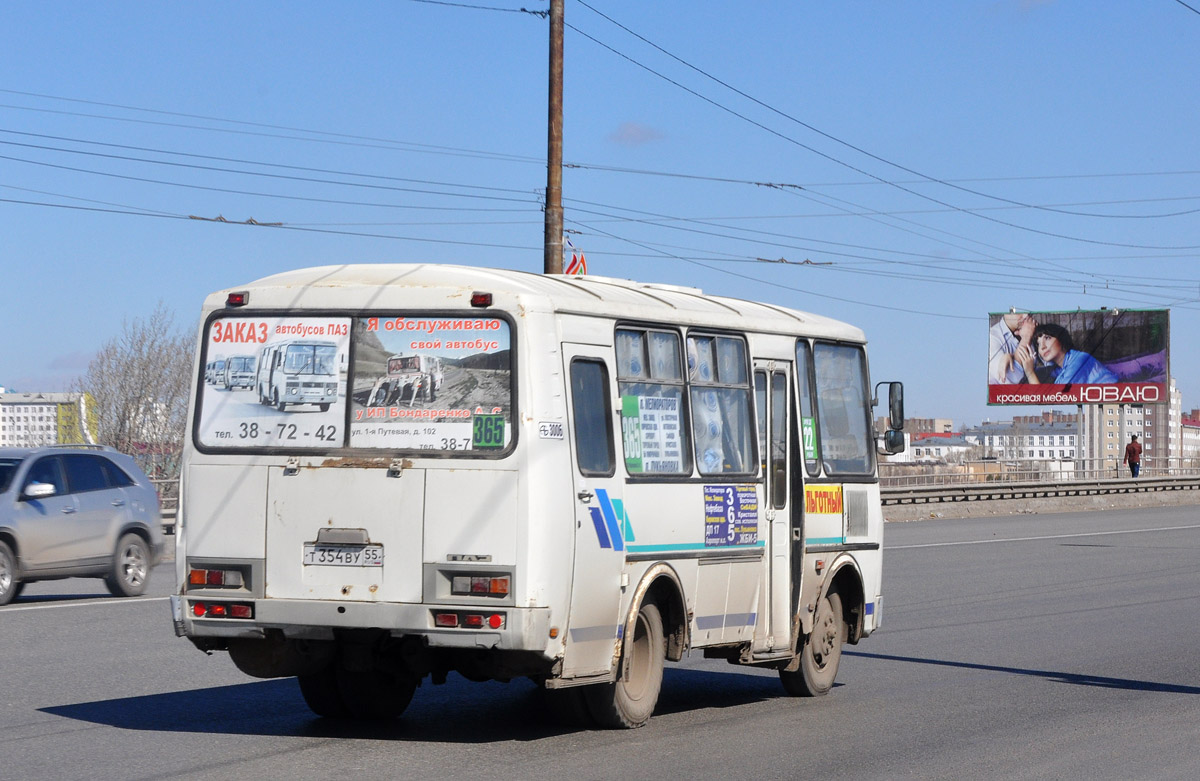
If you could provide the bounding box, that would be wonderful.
[0,445,165,605]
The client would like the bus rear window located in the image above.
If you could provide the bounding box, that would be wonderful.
[194,314,513,456]
[348,316,512,453]
[195,316,350,449]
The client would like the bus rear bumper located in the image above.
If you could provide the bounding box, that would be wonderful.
[175,595,553,653]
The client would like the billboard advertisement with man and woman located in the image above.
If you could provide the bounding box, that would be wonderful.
[987,309,1168,405]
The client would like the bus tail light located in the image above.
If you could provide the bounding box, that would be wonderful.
[451,575,509,597]
[188,568,245,588]
[191,601,254,619]
[431,610,506,630]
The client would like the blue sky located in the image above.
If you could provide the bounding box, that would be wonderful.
[2,1,1198,427]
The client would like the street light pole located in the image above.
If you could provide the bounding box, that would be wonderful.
[543,0,564,274]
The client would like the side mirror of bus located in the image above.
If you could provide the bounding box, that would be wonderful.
[887,382,904,430]
[883,428,905,455]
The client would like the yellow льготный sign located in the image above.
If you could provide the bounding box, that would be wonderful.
[804,485,844,516]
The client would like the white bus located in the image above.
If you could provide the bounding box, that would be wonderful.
[172,264,904,728]
[254,339,339,412]
[221,354,257,390]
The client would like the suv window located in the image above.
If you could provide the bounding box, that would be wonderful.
[63,454,111,493]
[0,458,20,494]
[24,456,67,496]
[100,459,135,487]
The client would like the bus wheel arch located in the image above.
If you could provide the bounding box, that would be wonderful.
[584,565,686,728]
[827,560,866,644]
[779,558,863,697]
[626,564,689,662]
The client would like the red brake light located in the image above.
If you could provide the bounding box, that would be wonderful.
[463,614,485,628]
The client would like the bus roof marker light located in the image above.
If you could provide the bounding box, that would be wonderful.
[226,291,248,307]
[470,291,492,308]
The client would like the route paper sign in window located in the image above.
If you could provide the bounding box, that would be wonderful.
[196,316,350,449]
[348,316,512,452]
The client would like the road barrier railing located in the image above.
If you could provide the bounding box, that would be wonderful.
[881,475,1200,506]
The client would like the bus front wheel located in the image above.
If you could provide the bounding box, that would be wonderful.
[585,601,665,728]
[780,591,844,697]
[274,391,286,412]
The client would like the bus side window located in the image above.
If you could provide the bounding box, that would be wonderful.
[771,372,788,509]
[687,334,754,476]
[616,328,690,476]
[795,340,820,477]
[570,359,615,476]
[812,342,874,476]
[754,371,768,478]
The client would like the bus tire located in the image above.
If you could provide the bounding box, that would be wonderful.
[780,592,844,697]
[585,601,664,728]
[318,403,330,412]
[335,666,418,720]
[297,665,349,719]
[274,391,286,412]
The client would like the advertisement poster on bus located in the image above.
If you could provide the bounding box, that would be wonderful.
[347,316,512,451]
[196,316,350,448]
[987,309,1168,405]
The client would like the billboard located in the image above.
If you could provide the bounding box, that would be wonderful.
[988,309,1168,405]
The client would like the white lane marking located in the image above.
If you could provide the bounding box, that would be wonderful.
[2,596,170,612]
[890,523,1200,550]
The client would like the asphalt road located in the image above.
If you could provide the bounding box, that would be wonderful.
[3,505,1200,780]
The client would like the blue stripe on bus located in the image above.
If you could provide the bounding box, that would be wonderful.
[569,624,620,642]
[806,536,846,545]
[625,541,766,553]
[588,507,611,549]
[695,612,758,630]
[595,489,625,552]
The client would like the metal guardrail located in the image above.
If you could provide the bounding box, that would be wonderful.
[881,475,1200,506]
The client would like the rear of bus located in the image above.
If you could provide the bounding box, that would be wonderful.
[170,270,573,718]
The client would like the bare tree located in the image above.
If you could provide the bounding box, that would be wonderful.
[72,302,196,481]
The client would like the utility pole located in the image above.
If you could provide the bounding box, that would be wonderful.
[543,0,564,274]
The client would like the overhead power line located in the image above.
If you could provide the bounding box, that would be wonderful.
[568,7,1200,250]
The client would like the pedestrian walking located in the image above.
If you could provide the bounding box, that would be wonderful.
[1123,434,1142,478]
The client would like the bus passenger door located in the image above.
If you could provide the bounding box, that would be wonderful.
[753,362,794,652]
[561,345,626,678]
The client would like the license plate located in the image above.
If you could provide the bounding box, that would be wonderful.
[303,544,384,567]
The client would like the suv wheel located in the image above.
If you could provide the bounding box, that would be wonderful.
[0,541,21,606]
[106,533,150,597]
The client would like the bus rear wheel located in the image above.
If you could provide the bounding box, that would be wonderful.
[780,592,844,697]
[297,665,348,718]
[336,667,418,720]
[585,601,664,728]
